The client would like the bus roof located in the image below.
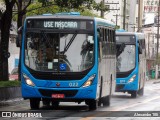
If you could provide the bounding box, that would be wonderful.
[95,17,115,28]
[25,14,115,28]
[26,14,94,20]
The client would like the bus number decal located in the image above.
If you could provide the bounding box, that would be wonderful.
[69,82,78,87]
[120,80,125,83]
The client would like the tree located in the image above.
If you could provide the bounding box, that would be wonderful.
[0,0,104,81]
[54,0,94,10]
[0,0,16,81]
[15,0,32,29]
[26,1,98,17]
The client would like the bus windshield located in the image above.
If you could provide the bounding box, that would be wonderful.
[116,45,135,72]
[25,32,94,72]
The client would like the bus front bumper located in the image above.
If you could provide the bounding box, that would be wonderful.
[115,82,138,92]
[21,83,97,100]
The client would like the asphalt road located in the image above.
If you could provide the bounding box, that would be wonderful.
[0,79,160,120]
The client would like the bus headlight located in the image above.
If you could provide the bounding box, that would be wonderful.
[128,74,136,83]
[23,74,35,86]
[82,74,96,87]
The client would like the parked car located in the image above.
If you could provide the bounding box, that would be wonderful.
[9,68,18,81]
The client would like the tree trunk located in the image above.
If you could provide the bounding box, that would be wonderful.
[17,1,22,81]
[0,0,16,81]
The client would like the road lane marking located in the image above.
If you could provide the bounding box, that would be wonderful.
[80,95,160,120]
[111,96,160,111]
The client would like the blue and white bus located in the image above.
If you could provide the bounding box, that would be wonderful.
[116,31,146,98]
[17,12,116,110]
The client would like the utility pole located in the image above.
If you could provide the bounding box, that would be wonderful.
[137,0,143,32]
[148,34,150,58]
[138,0,141,32]
[123,0,126,30]
[155,0,160,79]
[106,1,119,26]
[113,14,119,26]
[101,0,105,18]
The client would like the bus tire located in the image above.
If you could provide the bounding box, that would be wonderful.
[138,87,144,96]
[30,98,40,110]
[102,87,111,106]
[51,101,59,109]
[131,91,137,98]
[102,95,110,106]
[98,77,103,106]
[102,76,112,106]
[87,99,97,111]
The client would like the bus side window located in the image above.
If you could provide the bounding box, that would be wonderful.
[113,30,116,55]
[111,30,113,55]
[97,28,103,60]
[108,29,111,55]
[106,29,110,55]
[139,40,142,54]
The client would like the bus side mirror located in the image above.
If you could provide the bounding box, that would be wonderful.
[139,46,142,54]
[16,26,23,47]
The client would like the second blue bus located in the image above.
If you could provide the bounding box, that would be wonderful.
[116,31,146,98]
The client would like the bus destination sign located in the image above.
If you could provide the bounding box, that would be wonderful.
[116,35,136,44]
[44,21,78,29]
[27,19,93,30]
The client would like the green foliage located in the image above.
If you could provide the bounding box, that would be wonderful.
[38,0,53,6]
[26,2,60,16]
[0,81,20,87]
[116,26,120,29]
[54,0,94,10]
[26,1,99,17]
[80,9,99,17]
[93,1,109,12]
[14,0,102,19]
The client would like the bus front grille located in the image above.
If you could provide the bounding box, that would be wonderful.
[115,84,125,91]
[38,89,78,97]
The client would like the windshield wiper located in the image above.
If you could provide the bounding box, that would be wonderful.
[63,33,77,54]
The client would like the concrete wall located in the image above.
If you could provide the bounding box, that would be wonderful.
[8,39,19,74]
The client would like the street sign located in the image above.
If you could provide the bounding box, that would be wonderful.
[144,0,160,13]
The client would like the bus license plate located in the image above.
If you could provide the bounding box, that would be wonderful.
[52,94,64,98]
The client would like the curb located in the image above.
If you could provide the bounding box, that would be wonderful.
[0,86,22,101]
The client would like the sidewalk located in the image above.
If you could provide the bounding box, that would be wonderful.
[147,78,160,84]
[0,98,23,107]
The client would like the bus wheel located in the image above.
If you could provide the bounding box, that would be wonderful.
[138,87,144,96]
[102,77,112,106]
[86,99,97,111]
[51,101,59,109]
[30,98,40,110]
[98,77,103,106]
[131,91,137,98]
[102,95,110,106]
[42,98,51,107]
[98,98,102,106]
